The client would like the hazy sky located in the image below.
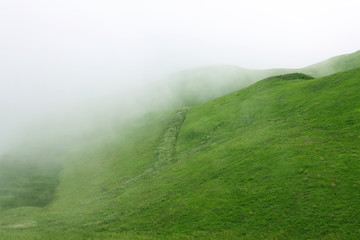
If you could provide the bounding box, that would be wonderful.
[1,0,360,151]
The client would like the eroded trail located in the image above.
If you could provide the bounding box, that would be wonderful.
[122,107,189,187]
[154,107,189,169]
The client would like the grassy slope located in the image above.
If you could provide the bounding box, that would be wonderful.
[153,50,360,107]
[0,159,60,209]
[300,50,360,77]
[1,69,360,239]
[0,149,62,210]
[169,70,360,238]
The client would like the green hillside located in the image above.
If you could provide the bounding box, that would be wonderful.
[1,68,360,239]
[301,50,360,77]
[148,50,360,107]
[0,157,60,209]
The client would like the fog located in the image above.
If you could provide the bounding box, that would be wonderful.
[1,0,360,154]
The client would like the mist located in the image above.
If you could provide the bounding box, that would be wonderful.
[1,0,360,155]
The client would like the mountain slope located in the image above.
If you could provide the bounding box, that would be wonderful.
[1,69,360,239]
[301,50,360,77]
[151,50,360,107]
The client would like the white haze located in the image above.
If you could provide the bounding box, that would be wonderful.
[1,0,360,153]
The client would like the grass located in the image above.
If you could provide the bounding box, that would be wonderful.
[1,67,360,239]
[301,50,360,77]
[146,50,360,107]
[0,155,60,209]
